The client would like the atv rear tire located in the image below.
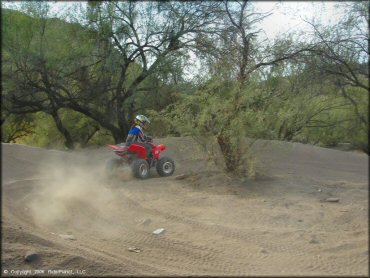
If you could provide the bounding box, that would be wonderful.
[132,159,150,179]
[156,157,175,177]
[105,158,122,178]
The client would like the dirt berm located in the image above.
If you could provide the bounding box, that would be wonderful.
[1,137,368,276]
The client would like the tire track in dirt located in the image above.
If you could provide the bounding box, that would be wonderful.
[299,250,367,275]
[3,141,367,276]
[5,177,366,275]
[116,184,367,275]
[113,188,298,273]
[82,224,251,275]
[3,179,249,275]
[81,182,259,274]
[119,187,298,251]
[68,240,173,275]
[2,182,173,275]
[1,216,130,275]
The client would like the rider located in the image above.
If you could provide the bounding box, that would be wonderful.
[125,115,153,162]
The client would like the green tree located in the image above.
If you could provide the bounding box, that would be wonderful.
[3,2,221,145]
[306,2,368,116]
[2,5,93,148]
[178,1,316,172]
[62,1,221,142]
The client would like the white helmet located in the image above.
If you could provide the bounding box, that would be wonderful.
[135,115,150,129]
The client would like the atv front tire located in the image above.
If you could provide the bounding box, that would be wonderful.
[132,159,150,179]
[156,157,175,177]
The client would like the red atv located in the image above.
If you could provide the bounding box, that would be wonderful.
[105,140,175,179]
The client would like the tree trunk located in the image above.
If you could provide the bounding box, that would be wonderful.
[50,111,74,149]
[116,106,129,141]
[111,128,128,144]
[81,125,100,147]
[217,134,241,172]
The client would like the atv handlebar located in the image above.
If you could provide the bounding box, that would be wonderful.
[145,136,153,143]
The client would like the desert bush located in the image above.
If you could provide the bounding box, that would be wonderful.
[18,112,65,148]
[1,114,35,143]
[11,110,114,149]
[162,80,267,177]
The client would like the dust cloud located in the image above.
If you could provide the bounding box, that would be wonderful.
[25,156,132,238]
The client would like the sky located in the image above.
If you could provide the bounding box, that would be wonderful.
[257,1,343,39]
[2,1,347,80]
[2,1,344,39]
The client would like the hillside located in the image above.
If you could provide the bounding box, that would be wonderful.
[1,137,368,276]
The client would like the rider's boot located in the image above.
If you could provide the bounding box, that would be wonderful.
[147,153,154,167]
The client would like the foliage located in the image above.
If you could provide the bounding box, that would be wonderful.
[17,112,64,148]
[2,114,35,143]
[297,86,368,152]
[13,111,113,148]
[160,80,267,176]
[1,2,368,161]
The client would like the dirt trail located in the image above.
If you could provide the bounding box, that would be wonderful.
[1,138,368,276]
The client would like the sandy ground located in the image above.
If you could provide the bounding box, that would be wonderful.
[1,137,368,276]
